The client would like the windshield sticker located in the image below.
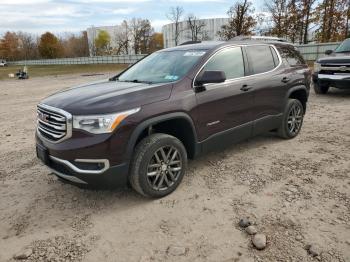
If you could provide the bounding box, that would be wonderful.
[164,75,179,80]
[183,51,206,57]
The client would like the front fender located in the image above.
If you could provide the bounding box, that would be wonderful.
[125,112,199,161]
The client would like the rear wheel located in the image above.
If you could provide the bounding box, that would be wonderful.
[313,82,329,94]
[129,133,187,198]
[278,99,304,139]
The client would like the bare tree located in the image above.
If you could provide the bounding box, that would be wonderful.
[167,6,184,46]
[301,0,317,44]
[218,0,257,40]
[115,20,130,55]
[129,18,141,54]
[286,0,303,43]
[346,1,350,38]
[61,32,89,57]
[17,32,39,60]
[186,15,206,41]
[88,25,97,56]
[129,18,154,54]
[265,0,289,38]
[345,1,350,38]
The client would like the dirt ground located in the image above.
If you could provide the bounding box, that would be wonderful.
[0,74,349,262]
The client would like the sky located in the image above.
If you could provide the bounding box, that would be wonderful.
[0,0,265,35]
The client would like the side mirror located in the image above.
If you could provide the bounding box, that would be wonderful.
[195,70,226,87]
[325,50,333,55]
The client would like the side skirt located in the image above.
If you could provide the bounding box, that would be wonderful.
[196,114,283,156]
[253,114,283,136]
[198,122,253,155]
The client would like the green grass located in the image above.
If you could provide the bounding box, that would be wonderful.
[0,64,127,80]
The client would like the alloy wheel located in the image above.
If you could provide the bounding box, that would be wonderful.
[146,146,182,191]
[287,103,303,135]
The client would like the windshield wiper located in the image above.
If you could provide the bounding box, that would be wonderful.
[335,51,350,53]
[118,79,153,84]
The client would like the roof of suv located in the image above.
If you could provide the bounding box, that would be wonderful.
[163,40,294,52]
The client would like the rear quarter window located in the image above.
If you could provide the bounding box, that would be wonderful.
[246,45,276,74]
[277,45,305,66]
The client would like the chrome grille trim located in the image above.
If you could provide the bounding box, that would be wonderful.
[38,119,66,130]
[37,104,72,143]
[38,126,65,139]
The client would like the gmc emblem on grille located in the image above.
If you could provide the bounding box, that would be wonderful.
[38,112,49,122]
[339,66,347,72]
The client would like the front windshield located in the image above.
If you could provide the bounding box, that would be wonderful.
[118,50,207,84]
[335,39,350,53]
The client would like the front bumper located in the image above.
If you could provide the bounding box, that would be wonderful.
[36,133,130,188]
[313,72,350,89]
[48,155,129,187]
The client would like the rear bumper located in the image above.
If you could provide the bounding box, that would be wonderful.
[312,73,350,89]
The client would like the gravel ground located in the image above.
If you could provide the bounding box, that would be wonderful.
[0,74,349,262]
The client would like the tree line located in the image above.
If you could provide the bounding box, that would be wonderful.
[168,0,349,44]
[0,31,89,61]
[0,17,163,61]
[217,0,349,43]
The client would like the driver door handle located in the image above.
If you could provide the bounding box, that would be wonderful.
[240,84,253,92]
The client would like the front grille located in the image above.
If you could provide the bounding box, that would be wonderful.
[320,70,350,74]
[320,64,350,74]
[37,104,72,143]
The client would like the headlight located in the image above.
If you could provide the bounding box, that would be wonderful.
[314,62,321,73]
[73,108,140,134]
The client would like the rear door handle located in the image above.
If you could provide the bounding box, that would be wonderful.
[282,77,291,83]
[240,84,253,92]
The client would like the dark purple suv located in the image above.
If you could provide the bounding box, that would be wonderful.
[36,41,311,197]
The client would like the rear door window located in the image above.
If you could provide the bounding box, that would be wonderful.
[246,45,276,74]
[202,47,245,79]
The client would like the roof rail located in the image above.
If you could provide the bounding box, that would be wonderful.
[230,35,287,42]
[179,41,202,46]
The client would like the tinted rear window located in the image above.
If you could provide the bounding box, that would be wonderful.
[246,45,276,74]
[277,45,305,66]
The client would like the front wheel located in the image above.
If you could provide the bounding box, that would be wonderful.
[278,99,304,139]
[129,133,187,198]
[313,82,329,94]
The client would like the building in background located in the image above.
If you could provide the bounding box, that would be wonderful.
[162,18,229,48]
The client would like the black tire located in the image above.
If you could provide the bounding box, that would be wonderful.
[129,133,187,198]
[313,82,329,94]
[278,99,304,139]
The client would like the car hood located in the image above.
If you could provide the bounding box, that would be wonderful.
[41,80,173,115]
[318,53,350,64]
